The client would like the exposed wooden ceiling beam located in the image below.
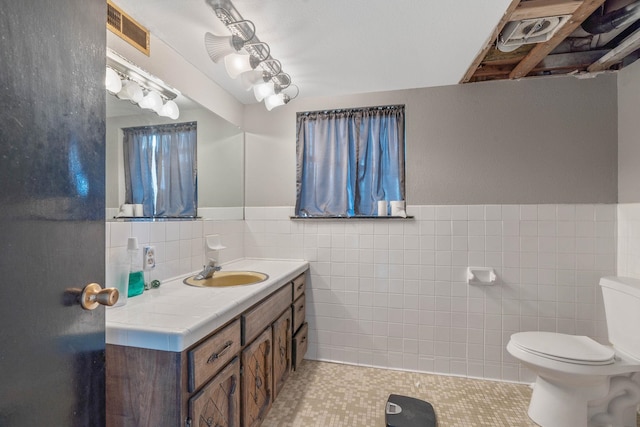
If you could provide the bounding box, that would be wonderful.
[509,0,584,21]
[509,0,607,79]
[459,0,521,83]
[588,28,640,72]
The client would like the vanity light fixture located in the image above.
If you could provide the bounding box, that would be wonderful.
[105,48,181,119]
[265,84,299,111]
[204,0,298,110]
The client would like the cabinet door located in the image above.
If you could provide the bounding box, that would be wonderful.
[189,357,240,427]
[292,322,308,371]
[272,309,291,398]
[241,328,273,427]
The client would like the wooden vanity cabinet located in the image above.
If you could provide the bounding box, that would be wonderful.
[106,272,307,427]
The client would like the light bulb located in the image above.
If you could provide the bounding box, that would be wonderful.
[265,93,286,111]
[239,69,266,91]
[105,67,122,94]
[117,81,144,103]
[158,100,180,119]
[138,90,163,112]
[253,81,275,102]
[224,54,256,79]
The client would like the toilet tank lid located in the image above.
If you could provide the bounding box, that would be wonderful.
[600,276,640,298]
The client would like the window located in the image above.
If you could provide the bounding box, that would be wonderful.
[123,121,197,218]
[295,105,405,217]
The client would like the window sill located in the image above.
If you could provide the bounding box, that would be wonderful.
[109,216,200,222]
[289,215,414,220]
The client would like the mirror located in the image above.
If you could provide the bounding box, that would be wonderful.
[106,92,244,220]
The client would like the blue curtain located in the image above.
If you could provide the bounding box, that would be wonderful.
[295,106,405,217]
[123,122,197,217]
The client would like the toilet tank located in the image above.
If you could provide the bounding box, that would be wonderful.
[600,276,640,359]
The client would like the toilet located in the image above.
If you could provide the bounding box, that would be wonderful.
[507,276,640,427]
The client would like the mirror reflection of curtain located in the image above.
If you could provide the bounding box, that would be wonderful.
[123,121,197,217]
[295,105,405,217]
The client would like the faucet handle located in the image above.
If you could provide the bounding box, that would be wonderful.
[207,258,222,271]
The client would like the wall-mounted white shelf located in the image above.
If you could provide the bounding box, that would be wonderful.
[206,234,226,251]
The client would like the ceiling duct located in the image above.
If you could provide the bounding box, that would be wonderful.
[582,0,640,34]
[107,0,150,55]
[497,15,571,52]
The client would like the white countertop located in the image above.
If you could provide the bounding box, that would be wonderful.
[106,258,309,352]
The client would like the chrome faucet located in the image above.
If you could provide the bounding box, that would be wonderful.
[194,258,221,280]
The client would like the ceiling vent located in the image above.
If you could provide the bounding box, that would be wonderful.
[497,15,571,52]
[107,0,150,56]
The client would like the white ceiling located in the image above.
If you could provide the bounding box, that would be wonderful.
[112,0,514,104]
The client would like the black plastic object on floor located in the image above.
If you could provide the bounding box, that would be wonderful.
[385,394,437,427]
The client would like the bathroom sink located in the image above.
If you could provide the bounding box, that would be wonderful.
[183,271,269,288]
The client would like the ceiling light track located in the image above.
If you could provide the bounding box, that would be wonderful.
[204,0,299,110]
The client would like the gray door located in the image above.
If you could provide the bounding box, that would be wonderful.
[0,0,107,425]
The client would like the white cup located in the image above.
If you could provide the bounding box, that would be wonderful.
[134,204,144,217]
[390,200,407,217]
[106,255,129,307]
[120,204,134,217]
[377,200,388,216]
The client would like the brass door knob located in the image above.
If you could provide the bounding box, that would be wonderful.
[80,283,119,310]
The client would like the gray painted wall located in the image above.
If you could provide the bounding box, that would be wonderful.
[244,74,618,206]
[618,59,640,202]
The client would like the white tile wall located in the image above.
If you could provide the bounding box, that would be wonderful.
[244,204,616,382]
[105,219,244,285]
[104,203,622,384]
[618,203,640,278]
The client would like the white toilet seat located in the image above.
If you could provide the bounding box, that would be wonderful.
[510,331,615,366]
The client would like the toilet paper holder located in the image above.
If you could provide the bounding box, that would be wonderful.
[467,267,496,285]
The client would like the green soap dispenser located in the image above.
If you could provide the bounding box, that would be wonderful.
[127,237,145,297]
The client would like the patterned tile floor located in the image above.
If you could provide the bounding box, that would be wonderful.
[264,360,640,427]
[263,360,537,427]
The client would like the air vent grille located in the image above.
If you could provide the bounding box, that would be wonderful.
[107,0,150,56]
